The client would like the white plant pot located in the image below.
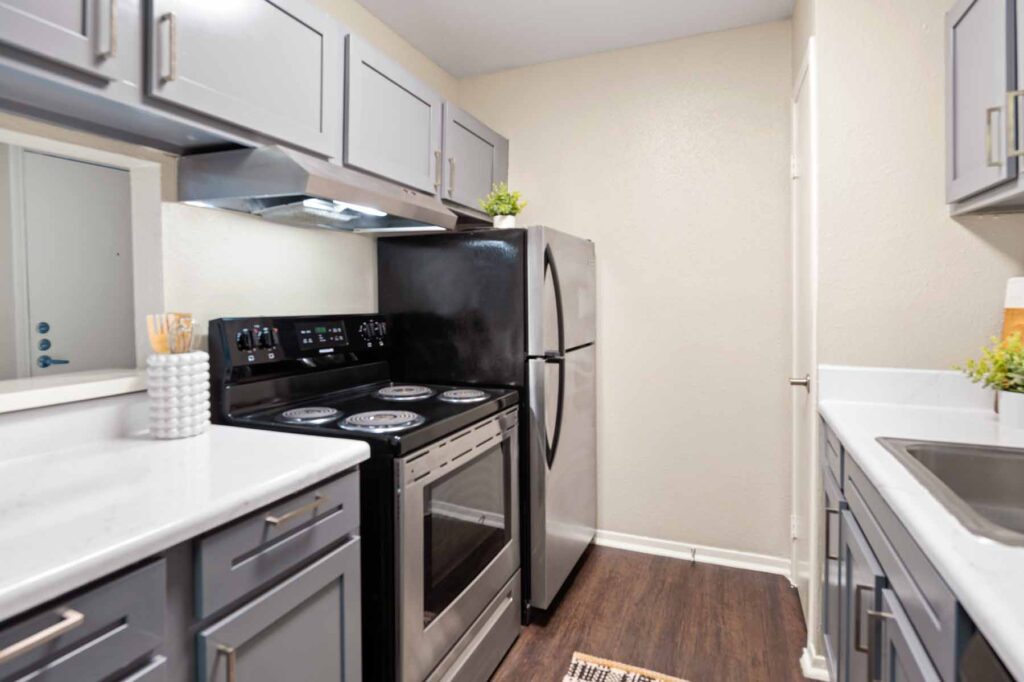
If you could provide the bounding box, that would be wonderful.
[148,351,211,439]
[999,390,1024,428]
[493,215,516,229]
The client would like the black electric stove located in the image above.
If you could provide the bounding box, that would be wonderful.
[208,313,521,682]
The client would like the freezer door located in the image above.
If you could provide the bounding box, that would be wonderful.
[528,226,596,356]
[528,344,596,610]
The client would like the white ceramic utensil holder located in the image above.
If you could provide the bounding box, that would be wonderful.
[147,351,211,439]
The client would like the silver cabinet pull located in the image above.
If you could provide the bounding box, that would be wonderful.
[98,0,118,58]
[987,106,1003,167]
[217,645,237,682]
[824,507,840,562]
[433,150,442,192]
[866,609,894,682]
[448,157,455,197]
[0,609,84,664]
[159,12,178,83]
[264,493,325,527]
[853,584,873,654]
[1008,91,1024,158]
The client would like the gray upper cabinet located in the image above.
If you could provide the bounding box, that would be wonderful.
[146,0,338,156]
[442,103,509,211]
[946,0,1017,203]
[0,0,130,81]
[345,34,443,194]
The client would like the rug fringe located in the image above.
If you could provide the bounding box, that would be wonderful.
[570,652,687,682]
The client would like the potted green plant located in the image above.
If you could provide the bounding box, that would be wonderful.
[479,182,527,228]
[959,332,1024,427]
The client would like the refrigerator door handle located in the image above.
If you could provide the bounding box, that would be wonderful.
[545,245,566,355]
[544,354,566,468]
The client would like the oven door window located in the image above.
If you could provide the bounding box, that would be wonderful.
[423,443,511,626]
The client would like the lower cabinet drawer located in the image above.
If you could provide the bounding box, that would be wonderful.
[877,588,940,682]
[197,536,361,682]
[0,560,165,681]
[195,471,360,617]
[122,655,168,681]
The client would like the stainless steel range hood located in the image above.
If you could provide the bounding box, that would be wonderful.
[178,146,458,232]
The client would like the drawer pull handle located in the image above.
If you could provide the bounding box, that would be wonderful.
[824,507,840,561]
[0,609,84,664]
[866,610,893,682]
[265,493,325,527]
[159,12,177,83]
[217,644,237,682]
[853,584,873,654]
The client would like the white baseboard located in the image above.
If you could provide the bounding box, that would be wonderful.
[799,647,830,681]
[593,530,791,578]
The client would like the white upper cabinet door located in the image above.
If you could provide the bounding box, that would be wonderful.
[442,103,509,211]
[146,0,338,156]
[345,34,443,194]
[946,0,1017,202]
[0,0,129,81]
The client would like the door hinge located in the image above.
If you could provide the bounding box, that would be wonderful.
[790,155,801,179]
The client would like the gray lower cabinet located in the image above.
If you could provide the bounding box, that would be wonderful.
[821,471,845,682]
[146,0,339,156]
[0,561,165,681]
[196,537,361,682]
[345,34,443,194]
[442,103,509,211]
[839,510,885,682]
[876,589,941,682]
[0,0,129,81]
[945,0,1017,203]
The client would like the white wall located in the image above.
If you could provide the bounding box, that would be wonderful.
[460,21,794,560]
[813,0,1024,369]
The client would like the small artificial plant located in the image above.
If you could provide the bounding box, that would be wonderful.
[479,182,527,217]
[958,332,1024,392]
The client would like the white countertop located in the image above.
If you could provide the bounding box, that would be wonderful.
[0,423,369,622]
[819,398,1024,679]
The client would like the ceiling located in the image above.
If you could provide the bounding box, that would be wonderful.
[355,0,795,78]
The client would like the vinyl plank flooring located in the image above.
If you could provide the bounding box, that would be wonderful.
[492,546,807,681]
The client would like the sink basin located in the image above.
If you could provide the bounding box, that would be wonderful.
[876,438,1024,546]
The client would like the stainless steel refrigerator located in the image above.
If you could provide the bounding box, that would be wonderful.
[378,225,597,615]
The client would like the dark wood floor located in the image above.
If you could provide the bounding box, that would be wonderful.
[492,546,807,681]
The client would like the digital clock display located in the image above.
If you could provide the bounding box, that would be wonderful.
[295,321,348,352]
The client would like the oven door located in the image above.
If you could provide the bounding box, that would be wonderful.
[398,408,519,682]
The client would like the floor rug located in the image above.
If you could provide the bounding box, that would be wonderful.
[563,652,687,682]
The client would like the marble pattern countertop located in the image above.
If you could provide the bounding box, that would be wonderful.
[0,424,369,622]
[819,378,1024,679]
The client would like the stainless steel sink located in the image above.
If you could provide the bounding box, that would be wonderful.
[876,438,1024,546]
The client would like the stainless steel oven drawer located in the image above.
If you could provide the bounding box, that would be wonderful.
[0,560,165,681]
[428,571,521,682]
[196,470,359,617]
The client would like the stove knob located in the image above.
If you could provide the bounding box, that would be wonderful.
[257,327,278,349]
[236,328,254,351]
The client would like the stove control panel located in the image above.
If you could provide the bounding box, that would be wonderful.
[211,314,391,367]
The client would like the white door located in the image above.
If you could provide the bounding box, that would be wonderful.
[20,151,135,376]
[790,39,819,637]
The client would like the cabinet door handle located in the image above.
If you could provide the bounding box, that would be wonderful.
[98,0,118,58]
[264,493,325,527]
[159,12,178,83]
[824,507,839,561]
[434,150,442,192]
[0,609,84,664]
[866,609,894,682]
[854,584,873,654]
[217,645,237,682]
[448,157,455,198]
[987,107,1003,167]
[1008,91,1024,158]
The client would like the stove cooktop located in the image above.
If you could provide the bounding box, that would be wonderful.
[236,382,518,456]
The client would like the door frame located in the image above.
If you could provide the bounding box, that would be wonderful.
[0,125,164,409]
[790,36,827,680]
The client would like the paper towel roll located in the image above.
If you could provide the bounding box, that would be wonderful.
[1003,278,1024,339]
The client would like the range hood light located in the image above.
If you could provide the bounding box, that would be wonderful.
[303,198,337,212]
[353,226,447,234]
[333,200,387,217]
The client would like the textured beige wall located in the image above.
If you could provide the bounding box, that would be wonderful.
[460,22,794,559]
[815,0,1024,369]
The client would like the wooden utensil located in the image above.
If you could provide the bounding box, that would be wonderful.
[146,314,170,354]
